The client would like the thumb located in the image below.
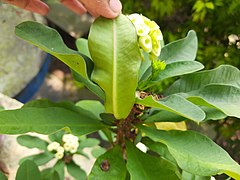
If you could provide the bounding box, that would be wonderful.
[109,0,122,14]
[99,0,122,18]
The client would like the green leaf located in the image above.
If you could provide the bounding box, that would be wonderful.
[200,106,227,121]
[16,160,41,180]
[76,38,91,58]
[136,94,205,122]
[0,171,7,180]
[89,145,127,180]
[15,21,104,99]
[182,171,211,180]
[89,14,142,119]
[78,138,100,149]
[53,161,65,180]
[91,147,107,158]
[48,130,66,143]
[0,105,106,135]
[41,168,61,180]
[142,137,177,164]
[66,161,86,180]
[142,61,204,90]
[144,106,226,123]
[19,152,54,166]
[165,65,240,118]
[75,100,105,119]
[15,21,85,79]
[159,30,198,63]
[152,61,204,82]
[17,135,48,150]
[139,126,240,179]
[166,65,240,95]
[126,141,180,180]
[144,110,186,123]
[186,84,240,118]
[138,51,152,81]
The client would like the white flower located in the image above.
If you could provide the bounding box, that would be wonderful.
[136,142,148,153]
[47,142,60,152]
[150,29,163,41]
[62,134,78,143]
[139,35,152,53]
[128,13,143,24]
[127,13,163,58]
[135,23,150,37]
[63,143,71,151]
[69,146,78,154]
[62,134,79,154]
[57,146,64,154]
[151,39,161,57]
[54,151,64,159]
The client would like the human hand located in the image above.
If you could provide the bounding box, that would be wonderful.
[2,0,122,18]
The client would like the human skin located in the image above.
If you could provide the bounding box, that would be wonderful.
[1,0,122,18]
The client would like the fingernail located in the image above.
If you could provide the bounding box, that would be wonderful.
[109,0,122,13]
[25,0,49,15]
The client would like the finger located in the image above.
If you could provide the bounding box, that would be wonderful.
[80,0,122,19]
[3,0,49,15]
[61,0,87,15]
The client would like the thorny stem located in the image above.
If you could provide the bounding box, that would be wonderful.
[114,105,144,160]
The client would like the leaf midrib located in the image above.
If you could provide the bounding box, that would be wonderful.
[112,19,117,117]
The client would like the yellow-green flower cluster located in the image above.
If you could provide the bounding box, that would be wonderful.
[127,13,163,60]
[47,134,79,160]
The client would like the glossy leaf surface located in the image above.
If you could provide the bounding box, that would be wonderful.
[89,14,142,119]
[89,145,127,180]
[136,94,205,122]
[126,141,180,180]
[15,21,104,99]
[159,30,198,63]
[16,160,41,180]
[17,135,48,150]
[140,126,240,179]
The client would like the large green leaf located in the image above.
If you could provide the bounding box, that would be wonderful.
[17,135,48,150]
[165,65,240,119]
[16,160,41,180]
[66,161,86,180]
[144,106,226,123]
[159,30,198,63]
[89,145,127,180]
[139,126,240,179]
[144,110,187,123]
[142,137,177,165]
[89,14,142,119]
[15,21,85,78]
[136,94,205,122]
[19,152,54,166]
[0,107,106,135]
[126,141,180,180]
[166,65,240,95]
[152,61,204,82]
[41,169,61,180]
[53,161,65,180]
[75,100,105,119]
[15,21,104,99]
[186,84,240,118]
[141,61,204,90]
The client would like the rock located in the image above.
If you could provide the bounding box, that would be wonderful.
[0,4,46,97]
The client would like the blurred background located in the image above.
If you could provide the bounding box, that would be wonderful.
[0,0,240,179]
